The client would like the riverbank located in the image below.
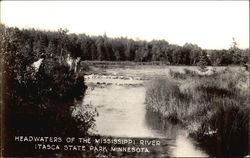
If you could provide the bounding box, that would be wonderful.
[82,65,249,157]
[84,64,231,81]
[145,66,249,157]
[83,70,209,157]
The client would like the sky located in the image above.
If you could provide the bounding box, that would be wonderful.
[1,1,249,49]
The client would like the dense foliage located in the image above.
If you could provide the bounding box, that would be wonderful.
[1,24,96,157]
[0,24,249,66]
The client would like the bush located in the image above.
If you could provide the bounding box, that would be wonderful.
[2,56,95,156]
[169,69,186,79]
[80,61,90,72]
[71,103,97,135]
[169,68,200,79]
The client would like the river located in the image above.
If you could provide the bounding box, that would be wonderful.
[83,81,208,157]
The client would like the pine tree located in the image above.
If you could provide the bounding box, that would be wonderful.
[197,51,210,72]
[229,37,241,65]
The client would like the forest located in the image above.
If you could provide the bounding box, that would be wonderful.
[0,24,249,66]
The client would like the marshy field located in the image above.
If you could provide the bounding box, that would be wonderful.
[82,64,249,157]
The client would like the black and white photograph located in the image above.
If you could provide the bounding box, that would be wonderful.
[0,1,249,157]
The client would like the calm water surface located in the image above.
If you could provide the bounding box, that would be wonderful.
[84,83,208,157]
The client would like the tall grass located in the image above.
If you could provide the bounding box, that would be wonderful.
[145,67,249,156]
[145,78,189,123]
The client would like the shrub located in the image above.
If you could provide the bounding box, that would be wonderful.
[169,69,186,79]
[80,61,90,72]
[169,68,200,79]
[71,103,98,135]
[2,54,95,156]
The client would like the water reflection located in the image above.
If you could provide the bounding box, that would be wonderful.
[145,110,178,137]
[145,110,208,157]
[85,78,249,157]
[85,85,210,157]
[189,115,249,158]
[84,85,155,137]
[145,108,249,158]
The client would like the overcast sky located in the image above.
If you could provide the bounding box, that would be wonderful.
[1,1,249,49]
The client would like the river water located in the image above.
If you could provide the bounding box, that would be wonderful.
[83,82,208,157]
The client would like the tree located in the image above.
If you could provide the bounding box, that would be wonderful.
[114,50,121,61]
[46,40,57,58]
[95,36,106,60]
[183,43,202,65]
[1,25,96,157]
[229,37,242,65]
[197,50,210,71]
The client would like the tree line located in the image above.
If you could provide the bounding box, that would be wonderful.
[1,24,249,66]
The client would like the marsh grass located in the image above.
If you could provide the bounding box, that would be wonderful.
[145,78,189,123]
[169,68,201,79]
[145,67,249,156]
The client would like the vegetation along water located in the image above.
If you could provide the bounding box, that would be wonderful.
[1,24,249,157]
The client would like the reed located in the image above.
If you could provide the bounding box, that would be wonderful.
[145,67,249,155]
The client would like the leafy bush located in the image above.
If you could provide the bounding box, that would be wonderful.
[1,25,96,157]
[71,103,97,135]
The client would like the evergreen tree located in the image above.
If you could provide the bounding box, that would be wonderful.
[197,51,210,71]
[229,37,242,65]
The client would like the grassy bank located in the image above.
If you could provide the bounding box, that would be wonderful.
[145,67,249,157]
